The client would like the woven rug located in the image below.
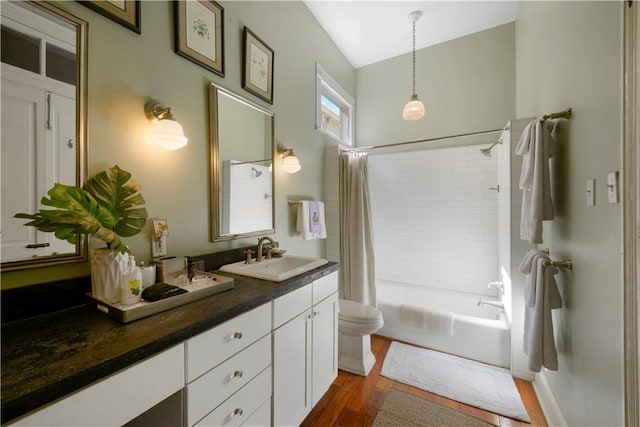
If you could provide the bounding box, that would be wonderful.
[380,341,530,422]
[373,389,493,427]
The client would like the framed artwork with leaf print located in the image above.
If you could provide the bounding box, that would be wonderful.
[174,0,224,77]
[79,0,141,34]
[242,27,274,104]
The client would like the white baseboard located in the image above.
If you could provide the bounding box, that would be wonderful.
[533,372,567,427]
[512,369,534,381]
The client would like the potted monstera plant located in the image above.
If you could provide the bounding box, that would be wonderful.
[15,165,148,302]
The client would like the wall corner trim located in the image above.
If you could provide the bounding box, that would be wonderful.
[532,372,568,427]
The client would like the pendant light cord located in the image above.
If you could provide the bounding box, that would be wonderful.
[411,20,417,96]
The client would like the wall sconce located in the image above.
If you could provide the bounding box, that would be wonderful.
[144,100,188,150]
[277,143,301,174]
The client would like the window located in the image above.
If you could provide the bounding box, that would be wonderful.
[316,63,355,146]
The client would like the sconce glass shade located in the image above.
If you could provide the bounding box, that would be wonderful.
[403,95,425,120]
[282,155,301,174]
[151,119,188,150]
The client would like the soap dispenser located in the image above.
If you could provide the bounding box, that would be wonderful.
[121,256,142,305]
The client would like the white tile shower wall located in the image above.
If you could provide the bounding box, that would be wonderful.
[497,125,512,321]
[221,162,272,235]
[368,145,498,296]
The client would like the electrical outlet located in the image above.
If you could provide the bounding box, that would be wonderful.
[607,172,619,204]
[586,179,595,206]
[152,236,167,258]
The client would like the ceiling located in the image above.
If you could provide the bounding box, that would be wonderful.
[303,1,519,69]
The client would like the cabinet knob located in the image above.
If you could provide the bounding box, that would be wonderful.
[313,311,320,318]
[233,331,243,340]
[233,370,243,379]
[233,408,244,418]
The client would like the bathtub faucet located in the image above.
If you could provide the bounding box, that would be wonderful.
[477,297,505,309]
[487,281,504,296]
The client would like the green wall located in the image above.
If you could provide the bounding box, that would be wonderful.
[356,23,515,148]
[1,0,355,289]
[516,1,623,425]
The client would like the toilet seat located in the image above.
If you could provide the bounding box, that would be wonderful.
[338,299,383,324]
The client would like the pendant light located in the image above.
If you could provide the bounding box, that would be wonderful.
[402,10,425,121]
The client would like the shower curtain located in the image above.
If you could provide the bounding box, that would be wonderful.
[339,151,377,307]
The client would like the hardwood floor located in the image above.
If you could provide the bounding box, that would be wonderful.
[301,335,547,427]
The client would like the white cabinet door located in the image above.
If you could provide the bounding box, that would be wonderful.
[272,309,312,427]
[312,292,338,406]
[1,79,47,261]
[44,92,76,256]
[1,81,76,261]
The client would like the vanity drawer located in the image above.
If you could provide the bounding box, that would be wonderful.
[313,271,338,304]
[186,334,271,426]
[195,367,271,427]
[186,303,271,383]
[273,284,312,329]
[242,396,271,427]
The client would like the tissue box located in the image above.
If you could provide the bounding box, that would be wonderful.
[155,257,187,284]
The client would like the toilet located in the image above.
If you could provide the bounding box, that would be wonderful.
[338,299,384,376]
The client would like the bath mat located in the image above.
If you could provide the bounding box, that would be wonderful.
[373,389,493,427]
[380,341,530,422]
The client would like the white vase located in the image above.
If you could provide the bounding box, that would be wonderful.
[91,248,129,304]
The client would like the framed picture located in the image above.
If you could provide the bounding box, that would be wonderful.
[174,0,224,77]
[79,0,141,34]
[242,27,274,104]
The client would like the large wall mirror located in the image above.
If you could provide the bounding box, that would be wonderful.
[209,83,275,241]
[1,0,88,271]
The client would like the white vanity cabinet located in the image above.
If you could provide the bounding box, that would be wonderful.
[5,270,339,427]
[8,345,185,427]
[311,273,339,405]
[185,303,272,426]
[272,271,338,426]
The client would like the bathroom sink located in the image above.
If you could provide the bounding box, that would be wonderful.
[219,255,328,282]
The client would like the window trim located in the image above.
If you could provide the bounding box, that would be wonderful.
[315,63,355,146]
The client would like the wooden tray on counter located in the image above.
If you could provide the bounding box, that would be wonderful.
[89,273,234,323]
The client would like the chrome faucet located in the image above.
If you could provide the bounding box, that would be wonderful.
[256,236,275,262]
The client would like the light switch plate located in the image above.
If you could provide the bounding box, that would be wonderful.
[607,172,619,204]
[586,179,595,206]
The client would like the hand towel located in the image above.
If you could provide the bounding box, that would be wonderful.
[308,201,322,234]
[296,201,327,240]
[518,249,563,372]
[516,119,557,244]
[399,304,454,336]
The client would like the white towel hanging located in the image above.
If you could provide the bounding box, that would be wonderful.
[296,201,327,240]
[516,119,557,244]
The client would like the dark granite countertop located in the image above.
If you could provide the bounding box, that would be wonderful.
[1,262,338,423]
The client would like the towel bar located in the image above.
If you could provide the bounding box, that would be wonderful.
[288,200,303,206]
[541,108,572,121]
[544,260,573,270]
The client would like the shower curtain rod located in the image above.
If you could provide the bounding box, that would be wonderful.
[346,107,572,153]
[347,128,504,152]
[228,158,271,166]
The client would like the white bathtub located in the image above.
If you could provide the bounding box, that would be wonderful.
[376,280,510,368]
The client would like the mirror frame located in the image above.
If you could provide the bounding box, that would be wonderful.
[1,1,88,272]
[208,82,275,242]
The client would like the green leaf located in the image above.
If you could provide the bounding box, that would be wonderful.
[84,165,148,239]
[14,184,118,247]
[14,166,148,252]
